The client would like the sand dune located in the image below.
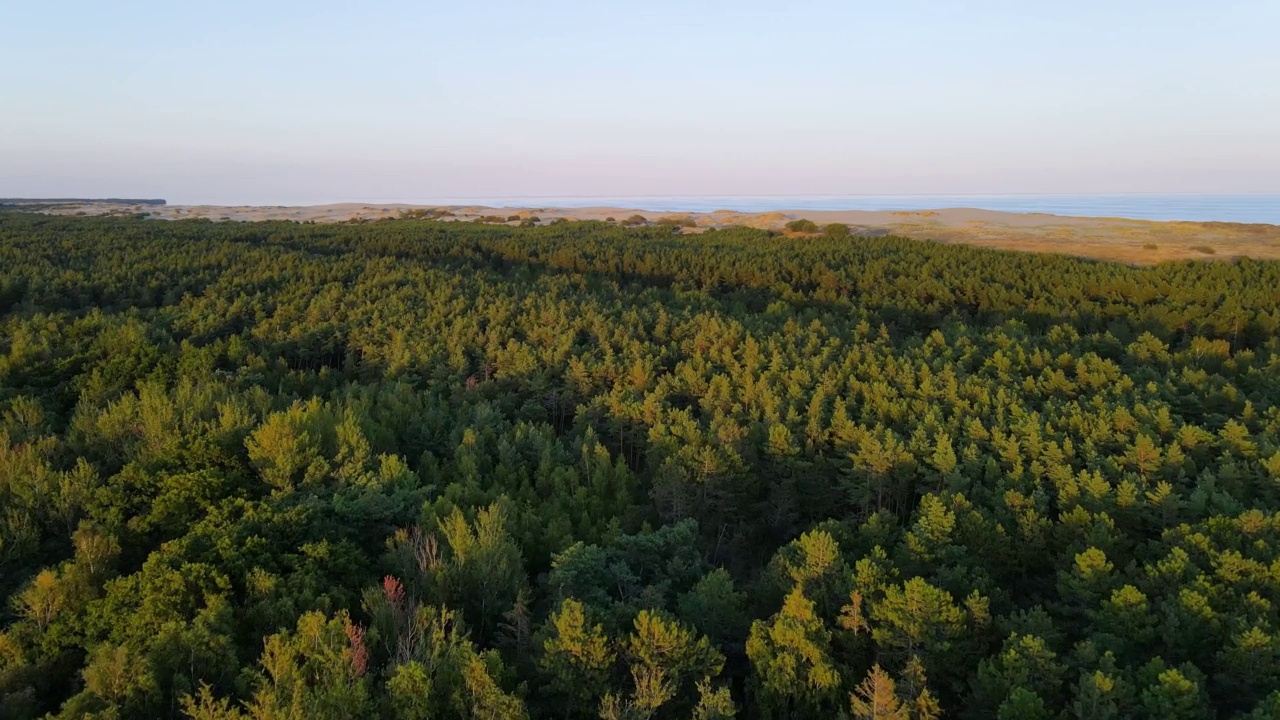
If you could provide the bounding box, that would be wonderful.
[31,201,1280,265]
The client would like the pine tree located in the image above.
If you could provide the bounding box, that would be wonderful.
[539,599,615,718]
[747,588,841,715]
[849,665,910,720]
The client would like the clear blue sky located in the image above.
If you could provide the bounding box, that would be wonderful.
[2,1,1278,204]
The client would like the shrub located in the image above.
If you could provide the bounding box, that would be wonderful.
[623,215,648,227]
[823,223,851,239]
[1191,245,1217,255]
[398,208,453,220]
[785,219,818,233]
[656,216,697,229]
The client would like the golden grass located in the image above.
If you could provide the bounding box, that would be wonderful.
[888,221,1280,265]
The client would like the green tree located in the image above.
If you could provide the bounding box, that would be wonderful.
[610,610,724,716]
[430,502,528,643]
[747,588,841,716]
[539,599,614,718]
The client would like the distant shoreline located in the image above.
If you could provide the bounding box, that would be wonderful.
[156,194,1280,224]
[12,200,1280,265]
[0,197,166,206]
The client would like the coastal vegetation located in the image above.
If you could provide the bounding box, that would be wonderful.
[824,223,851,239]
[2,213,1279,719]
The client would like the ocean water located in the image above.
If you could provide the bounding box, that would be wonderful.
[395,194,1280,225]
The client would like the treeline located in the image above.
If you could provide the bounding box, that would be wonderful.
[1,212,1279,719]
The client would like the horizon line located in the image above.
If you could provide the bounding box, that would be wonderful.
[161,191,1280,206]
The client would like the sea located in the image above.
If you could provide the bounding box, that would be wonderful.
[387,194,1280,225]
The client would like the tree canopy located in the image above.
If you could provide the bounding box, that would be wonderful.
[2,211,1279,718]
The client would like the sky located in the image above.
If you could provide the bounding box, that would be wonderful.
[2,0,1278,204]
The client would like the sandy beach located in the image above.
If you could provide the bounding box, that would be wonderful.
[29,201,1280,265]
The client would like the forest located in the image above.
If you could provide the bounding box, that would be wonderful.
[2,211,1280,719]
